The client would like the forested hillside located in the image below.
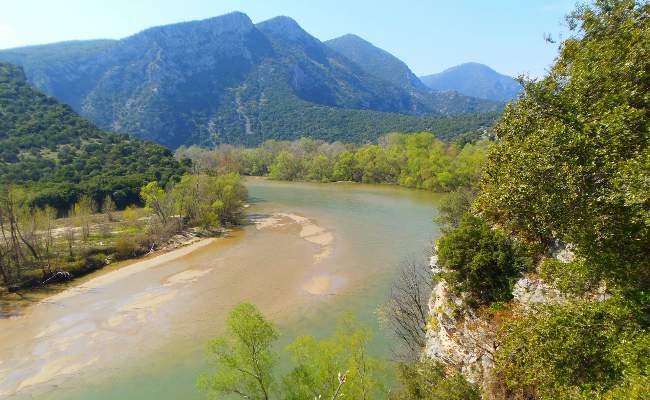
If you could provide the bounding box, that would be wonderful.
[0,62,184,211]
[0,13,501,149]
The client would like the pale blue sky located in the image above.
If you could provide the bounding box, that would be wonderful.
[0,0,575,77]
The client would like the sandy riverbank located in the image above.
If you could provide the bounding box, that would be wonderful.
[0,210,341,398]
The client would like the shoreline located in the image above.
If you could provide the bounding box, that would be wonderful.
[0,227,228,305]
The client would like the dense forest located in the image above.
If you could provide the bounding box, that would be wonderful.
[0,62,185,211]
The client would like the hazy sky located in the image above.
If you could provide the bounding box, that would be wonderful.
[0,0,575,77]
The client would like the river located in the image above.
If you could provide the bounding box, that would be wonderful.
[0,179,442,399]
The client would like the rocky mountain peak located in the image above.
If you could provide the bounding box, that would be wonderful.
[256,16,314,43]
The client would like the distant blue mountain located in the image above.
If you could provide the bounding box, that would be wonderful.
[325,34,428,92]
[420,63,522,102]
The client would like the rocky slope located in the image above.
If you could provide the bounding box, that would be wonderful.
[0,13,501,149]
[423,241,608,392]
[324,33,428,92]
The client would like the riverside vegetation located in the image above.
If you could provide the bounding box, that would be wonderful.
[0,62,247,291]
[0,173,247,291]
[198,1,648,399]
[176,132,490,193]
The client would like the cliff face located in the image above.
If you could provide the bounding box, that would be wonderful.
[423,242,585,392]
[424,272,496,387]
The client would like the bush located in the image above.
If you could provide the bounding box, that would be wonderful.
[114,236,145,260]
[436,215,529,308]
[494,298,649,399]
[392,359,480,400]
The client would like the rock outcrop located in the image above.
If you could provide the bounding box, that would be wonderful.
[423,242,584,390]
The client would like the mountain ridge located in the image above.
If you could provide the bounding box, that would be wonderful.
[0,12,502,148]
[325,33,428,92]
[420,62,522,102]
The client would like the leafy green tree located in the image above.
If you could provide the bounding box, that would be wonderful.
[198,303,279,400]
[494,298,649,399]
[436,215,528,308]
[140,181,172,225]
[355,145,397,184]
[283,314,386,400]
[433,188,475,231]
[476,0,650,288]
[306,154,334,182]
[332,151,361,181]
[269,151,302,181]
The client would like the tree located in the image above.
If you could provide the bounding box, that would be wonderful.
[269,151,301,181]
[392,359,480,400]
[332,151,360,182]
[476,0,650,288]
[494,298,649,399]
[433,188,476,232]
[102,195,117,222]
[383,260,432,358]
[436,215,528,308]
[306,154,334,182]
[283,314,385,400]
[140,181,172,225]
[72,195,96,242]
[198,303,279,400]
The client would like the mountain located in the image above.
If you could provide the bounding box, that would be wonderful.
[0,62,184,210]
[325,34,428,92]
[420,63,522,102]
[0,13,501,149]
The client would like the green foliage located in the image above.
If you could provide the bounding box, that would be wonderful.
[178,132,491,193]
[199,304,386,400]
[283,314,386,399]
[494,298,649,400]
[539,258,598,297]
[433,188,476,231]
[0,63,185,212]
[476,0,649,289]
[464,3,650,396]
[198,303,279,400]
[436,215,528,308]
[393,359,480,400]
[175,173,246,227]
[268,151,301,181]
[142,173,247,229]
[140,182,172,225]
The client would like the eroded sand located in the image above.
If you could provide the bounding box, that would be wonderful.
[254,212,335,264]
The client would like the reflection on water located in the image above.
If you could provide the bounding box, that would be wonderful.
[1,180,442,400]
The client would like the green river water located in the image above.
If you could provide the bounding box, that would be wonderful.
[1,180,442,399]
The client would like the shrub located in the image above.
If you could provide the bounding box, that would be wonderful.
[392,359,480,400]
[436,215,529,308]
[494,298,649,399]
